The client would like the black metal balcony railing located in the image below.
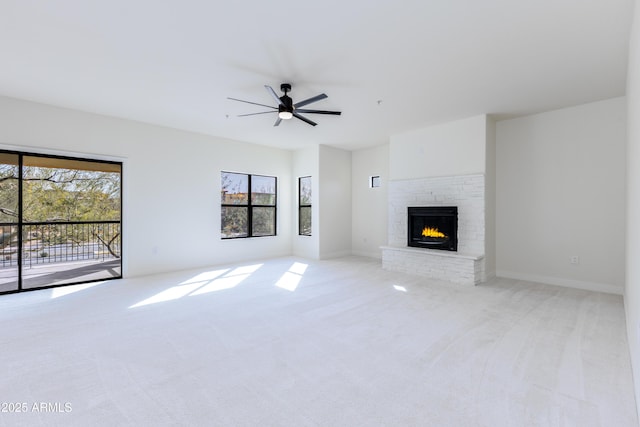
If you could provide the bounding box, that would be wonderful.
[0,221,121,268]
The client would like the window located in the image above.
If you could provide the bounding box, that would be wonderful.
[299,176,312,236]
[221,172,276,238]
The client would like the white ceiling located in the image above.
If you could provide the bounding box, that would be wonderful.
[0,1,634,151]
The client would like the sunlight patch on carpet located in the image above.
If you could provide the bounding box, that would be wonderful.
[50,281,105,299]
[275,262,308,291]
[179,269,230,285]
[129,264,262,307]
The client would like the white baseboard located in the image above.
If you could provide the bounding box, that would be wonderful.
[319,250,354,260]
[495,270,622,295]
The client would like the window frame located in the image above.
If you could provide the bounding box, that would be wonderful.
[221,171,277,239]
[298,176,312,236]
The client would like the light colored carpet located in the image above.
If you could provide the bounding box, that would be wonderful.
[0,256,637,426]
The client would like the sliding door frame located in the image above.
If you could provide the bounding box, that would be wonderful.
[0,148,123,295]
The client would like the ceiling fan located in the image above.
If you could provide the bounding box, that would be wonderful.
[228,83,341,127]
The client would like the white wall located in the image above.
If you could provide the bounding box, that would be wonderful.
[626,0,640,419]
[496,97,626,294]
[351,144,389,258]
[292,146,320,259]
[0,96,293,278]
[485,116,497,279]
[318,145,352,259]
[389,115,487,180]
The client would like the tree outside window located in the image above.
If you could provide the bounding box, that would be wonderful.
[221,172,276,239]
[299,176,311,236]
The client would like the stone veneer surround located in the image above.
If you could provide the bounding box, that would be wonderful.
[382,174,486,285]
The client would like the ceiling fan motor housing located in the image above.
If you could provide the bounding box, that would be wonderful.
[279,86,294,113]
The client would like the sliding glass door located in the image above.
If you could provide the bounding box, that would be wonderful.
[0,153,20,292]
[0,150,122,294]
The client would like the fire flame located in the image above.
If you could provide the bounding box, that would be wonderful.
[422,226,446,238]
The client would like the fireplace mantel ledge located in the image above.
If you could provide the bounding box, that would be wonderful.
[380,246,484,261]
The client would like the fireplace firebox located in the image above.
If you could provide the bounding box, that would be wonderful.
[408,206,458,251]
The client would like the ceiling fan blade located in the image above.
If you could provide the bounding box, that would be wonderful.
[295,109,341,115]
[237,111,277,117]
[274,117,282,127]
[265,85,284,106]
[227,97,277,110]
[294,93,328,108]
[293,112,317,126]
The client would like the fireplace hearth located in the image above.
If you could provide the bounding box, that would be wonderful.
[408,206,458,251]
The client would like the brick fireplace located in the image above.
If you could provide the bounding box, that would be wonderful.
[381,174,486,285]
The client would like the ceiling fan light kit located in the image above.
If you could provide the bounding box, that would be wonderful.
[278,110,293,120]
[228,83,341,127]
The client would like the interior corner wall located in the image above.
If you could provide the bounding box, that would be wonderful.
[318,145,352,259]
[496,97,627,294]
[292,146,320,259]
[0,96,293,278]
[351,144,389,259]
[626,0,640,419]
[485,116,497,279]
